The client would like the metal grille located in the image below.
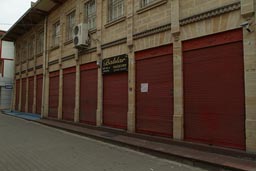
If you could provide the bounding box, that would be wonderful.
[85,0,96,30]
[108,0,124,22]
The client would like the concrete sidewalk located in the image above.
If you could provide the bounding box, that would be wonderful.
[2,110,256,171]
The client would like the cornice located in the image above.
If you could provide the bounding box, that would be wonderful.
[180,2,241,26]
[48,59,59,66]
[101,38,127,49]
[133,23,172,40]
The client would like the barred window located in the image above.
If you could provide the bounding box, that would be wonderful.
[28,36,35,60]
[66,11,76,41]
[141,0,155,7]
[108,0,124,22]
[52,21,60,47]
[37,31,44,54]
[85,0,96,30]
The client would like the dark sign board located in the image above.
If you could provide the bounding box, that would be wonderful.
[5,84,13,89]
[102,54,128,74]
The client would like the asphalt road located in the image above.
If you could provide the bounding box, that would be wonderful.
[0,113,206,171]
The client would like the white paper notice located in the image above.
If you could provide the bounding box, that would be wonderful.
[141,83,148,93]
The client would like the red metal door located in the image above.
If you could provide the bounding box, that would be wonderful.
[48,71,59,118]
[36,75,43,114]
[62,67,76,121]
[135,45,173,137]
[28,77,34,113]
[15,80,20,110]
[21,78,27,112]
[183,29,245,150]
[103,72,128,129]
[80,63,98,125]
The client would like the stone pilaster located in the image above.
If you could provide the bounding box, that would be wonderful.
[171,0,184,140]
[127,0,135,133]
[74,56,80,123]
[18,77,22,111]
[58,68,63,120]
[33,74,36,113]
[43,70,49,117]
[242,0,256,152]
[96,0,103,127]
[25,77,29,113]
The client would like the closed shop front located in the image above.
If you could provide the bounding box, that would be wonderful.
[15,80,20,110]
[183,29,245,150]
[48,71,59,118]
[21,78,27,112]
[80,62,97,125]
[62,67,76,121]
[135,45,173,137]
[36,74,43,114]
[103,55,128,129]
[28,76,34,113]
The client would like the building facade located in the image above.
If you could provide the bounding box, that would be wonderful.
[0,31,14,109]
[2,0,256,152]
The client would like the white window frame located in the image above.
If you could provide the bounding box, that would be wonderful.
[108,0,124,22]
[141,0,155,7]
[66,10,76,41]
[52,21,60,47]
[85,0,96,30]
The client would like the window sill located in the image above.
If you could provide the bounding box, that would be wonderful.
[50,45,60,51]
[28,57,34,61]
[89,28,97,34]
[137,0,167,14]
[36,53,43,58]
[64,39,73,46]
[105,16,126,28]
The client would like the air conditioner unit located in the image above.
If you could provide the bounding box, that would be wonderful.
[73,23,89,49]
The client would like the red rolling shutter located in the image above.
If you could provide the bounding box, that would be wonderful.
[28,77,34,113]
[135,45,173,137]
[80,63,98,125]
[48,71,59,118]
[36,75,43,114]
[62,67,76,121]
[183,29,245,150]
[15,80,20,110]
[103,72,128,129]
[21,78,27,112]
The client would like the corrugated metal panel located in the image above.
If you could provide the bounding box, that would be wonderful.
[48,71,59,118]
[36,75,43,114]
[28,77,34,113]
[135,45,173,137]
[21,78,27,112]
[103,72,128,129]
[62,67,76,121]
[80,62,98,125]
[183,29,245,150]
[15,80,20,110]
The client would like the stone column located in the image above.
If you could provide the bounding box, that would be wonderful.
[25,77,29,113]
[43,70,49,117]
[74,54,80,123]
[96,0,103,126]
[241,0,256,152]
[19,77,22,111]
[171,0,184,140]
[127,0,135,133]
[33,74,37,113]
[58,68,63,120]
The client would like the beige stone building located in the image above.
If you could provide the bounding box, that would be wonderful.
[2,0,256,152]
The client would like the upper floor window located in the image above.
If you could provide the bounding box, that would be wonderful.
[108,0,124,22]
[22,41,28,62]
[28,36,35,60]
[85,0,96,30]
[52,21,60,47]
[37,31,44,54]
[141,0,155,7]
[66,10,76,41]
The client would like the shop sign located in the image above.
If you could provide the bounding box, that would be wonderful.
[102,54,128,74]
[5,84,13,89]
